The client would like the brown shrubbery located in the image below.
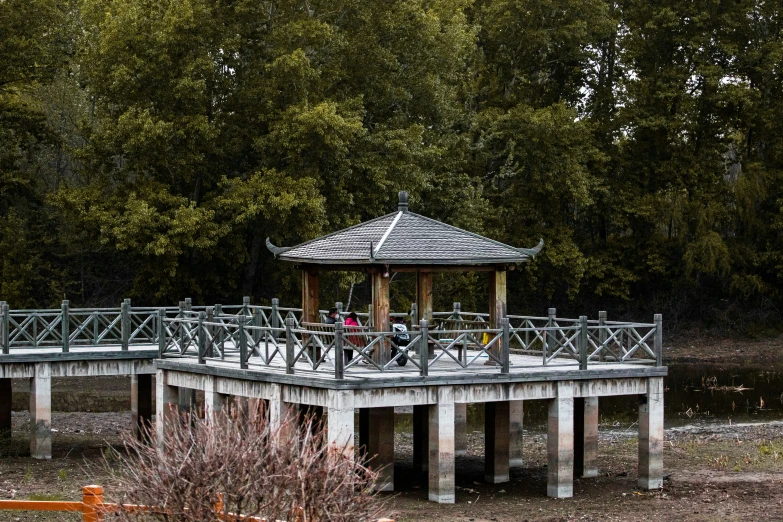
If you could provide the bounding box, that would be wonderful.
[102,404,381,521]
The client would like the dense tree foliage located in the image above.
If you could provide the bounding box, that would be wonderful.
[1,0,782,331]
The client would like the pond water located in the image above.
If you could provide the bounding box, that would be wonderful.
[394,363,783,433]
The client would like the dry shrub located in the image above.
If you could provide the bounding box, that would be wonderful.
[103,404,382,521]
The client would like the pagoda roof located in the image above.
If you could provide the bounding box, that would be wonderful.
[266,192,543,267]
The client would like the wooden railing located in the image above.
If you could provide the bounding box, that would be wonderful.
[0,299,662,374]
[159,308,662,378]
[0,485,395,521]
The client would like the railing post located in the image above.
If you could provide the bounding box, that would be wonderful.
[285,317,295,375]
[215,303,223,316]
[544,308,556,365]
[336,301,343,318]
[238,315,248,370]
[184,297,192,311]
[242,296,250,316]
[157,309,166,357]
[335,321,344,379]
[121,299,130,351]
[206,307,214,358]
[410,302,418,324]
[367,304,373,328]
[579,315,588,370]
[82,484,104,522]
[0,302,8,354]
[654,314,663,367]
[598,311,607,362]
[270,298,279,329]
[61,300,70,353]
[419,319,429,377]
[197,311,206,364]
[501,317,510,374]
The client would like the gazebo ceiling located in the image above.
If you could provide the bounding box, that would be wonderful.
[266,192,543,266]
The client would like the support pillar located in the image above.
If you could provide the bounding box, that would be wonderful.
[203,376,227,420]
[575,396,599,477]
[155,370,179,445]
[367,407,394,491]
[359,408,369,458]
[131,372,152,440]
[486,269,507,365]
[510,400,524,467]
[371,270,391,365]
[267,384,296,440]
[0,378,11,439]
[30,363,51,459]
[454,403,467,457]
[638,377,664,489]
[547,381,574,498]
[429,386,455,503]
[484,401,510,484]
[327,390,355,459]
[178,388,196,415]
[413,404,429,473]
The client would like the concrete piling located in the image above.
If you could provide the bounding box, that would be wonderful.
[547,381,574,498]
[155,370,179,444]
[0,378,11,439]
[30,363,51,459]
[575,396,599,477]
[484,401,510,484]
[510,400,524,467]
[454,402,467,457]
[203,375,227,419]
[327,390,355,459]
[131,372,152,440]
[638,377,664,489]
[428,386,455,503]
[413,404,429,473]
[368,407,395,491]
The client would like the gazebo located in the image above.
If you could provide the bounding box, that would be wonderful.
[266,191,543,365]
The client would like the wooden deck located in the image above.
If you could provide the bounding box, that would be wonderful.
[158,348,667,390]
[0,345,158,363]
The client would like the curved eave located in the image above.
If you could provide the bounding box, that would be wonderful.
[277,255,534,266]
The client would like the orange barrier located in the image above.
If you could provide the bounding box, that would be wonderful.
[0,485,395,521]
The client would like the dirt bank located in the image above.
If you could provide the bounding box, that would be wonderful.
[0,412,782,521]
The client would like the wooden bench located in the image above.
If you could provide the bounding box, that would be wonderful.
[301,322,370,364]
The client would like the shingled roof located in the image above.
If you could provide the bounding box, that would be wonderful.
[266,192,543,266]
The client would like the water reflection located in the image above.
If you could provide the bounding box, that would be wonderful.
[393,363,783,432]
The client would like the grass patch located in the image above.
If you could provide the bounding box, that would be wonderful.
[26,493,66,501]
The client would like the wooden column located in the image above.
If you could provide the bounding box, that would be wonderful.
[416,272,433,323]
[371,270,390,365]
[302,266,320,324]
[302,266,320,361]
[487,269,507,365]
[416,272,433,360]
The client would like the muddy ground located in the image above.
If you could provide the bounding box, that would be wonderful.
[0,332,781,521]
[0,409,782,521]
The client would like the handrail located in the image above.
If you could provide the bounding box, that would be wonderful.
[0,485,395,522]
[0,299,662,371]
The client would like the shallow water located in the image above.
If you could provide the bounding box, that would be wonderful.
[394,363,783,433]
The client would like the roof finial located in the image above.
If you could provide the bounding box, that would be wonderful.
[398,191,409,213]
